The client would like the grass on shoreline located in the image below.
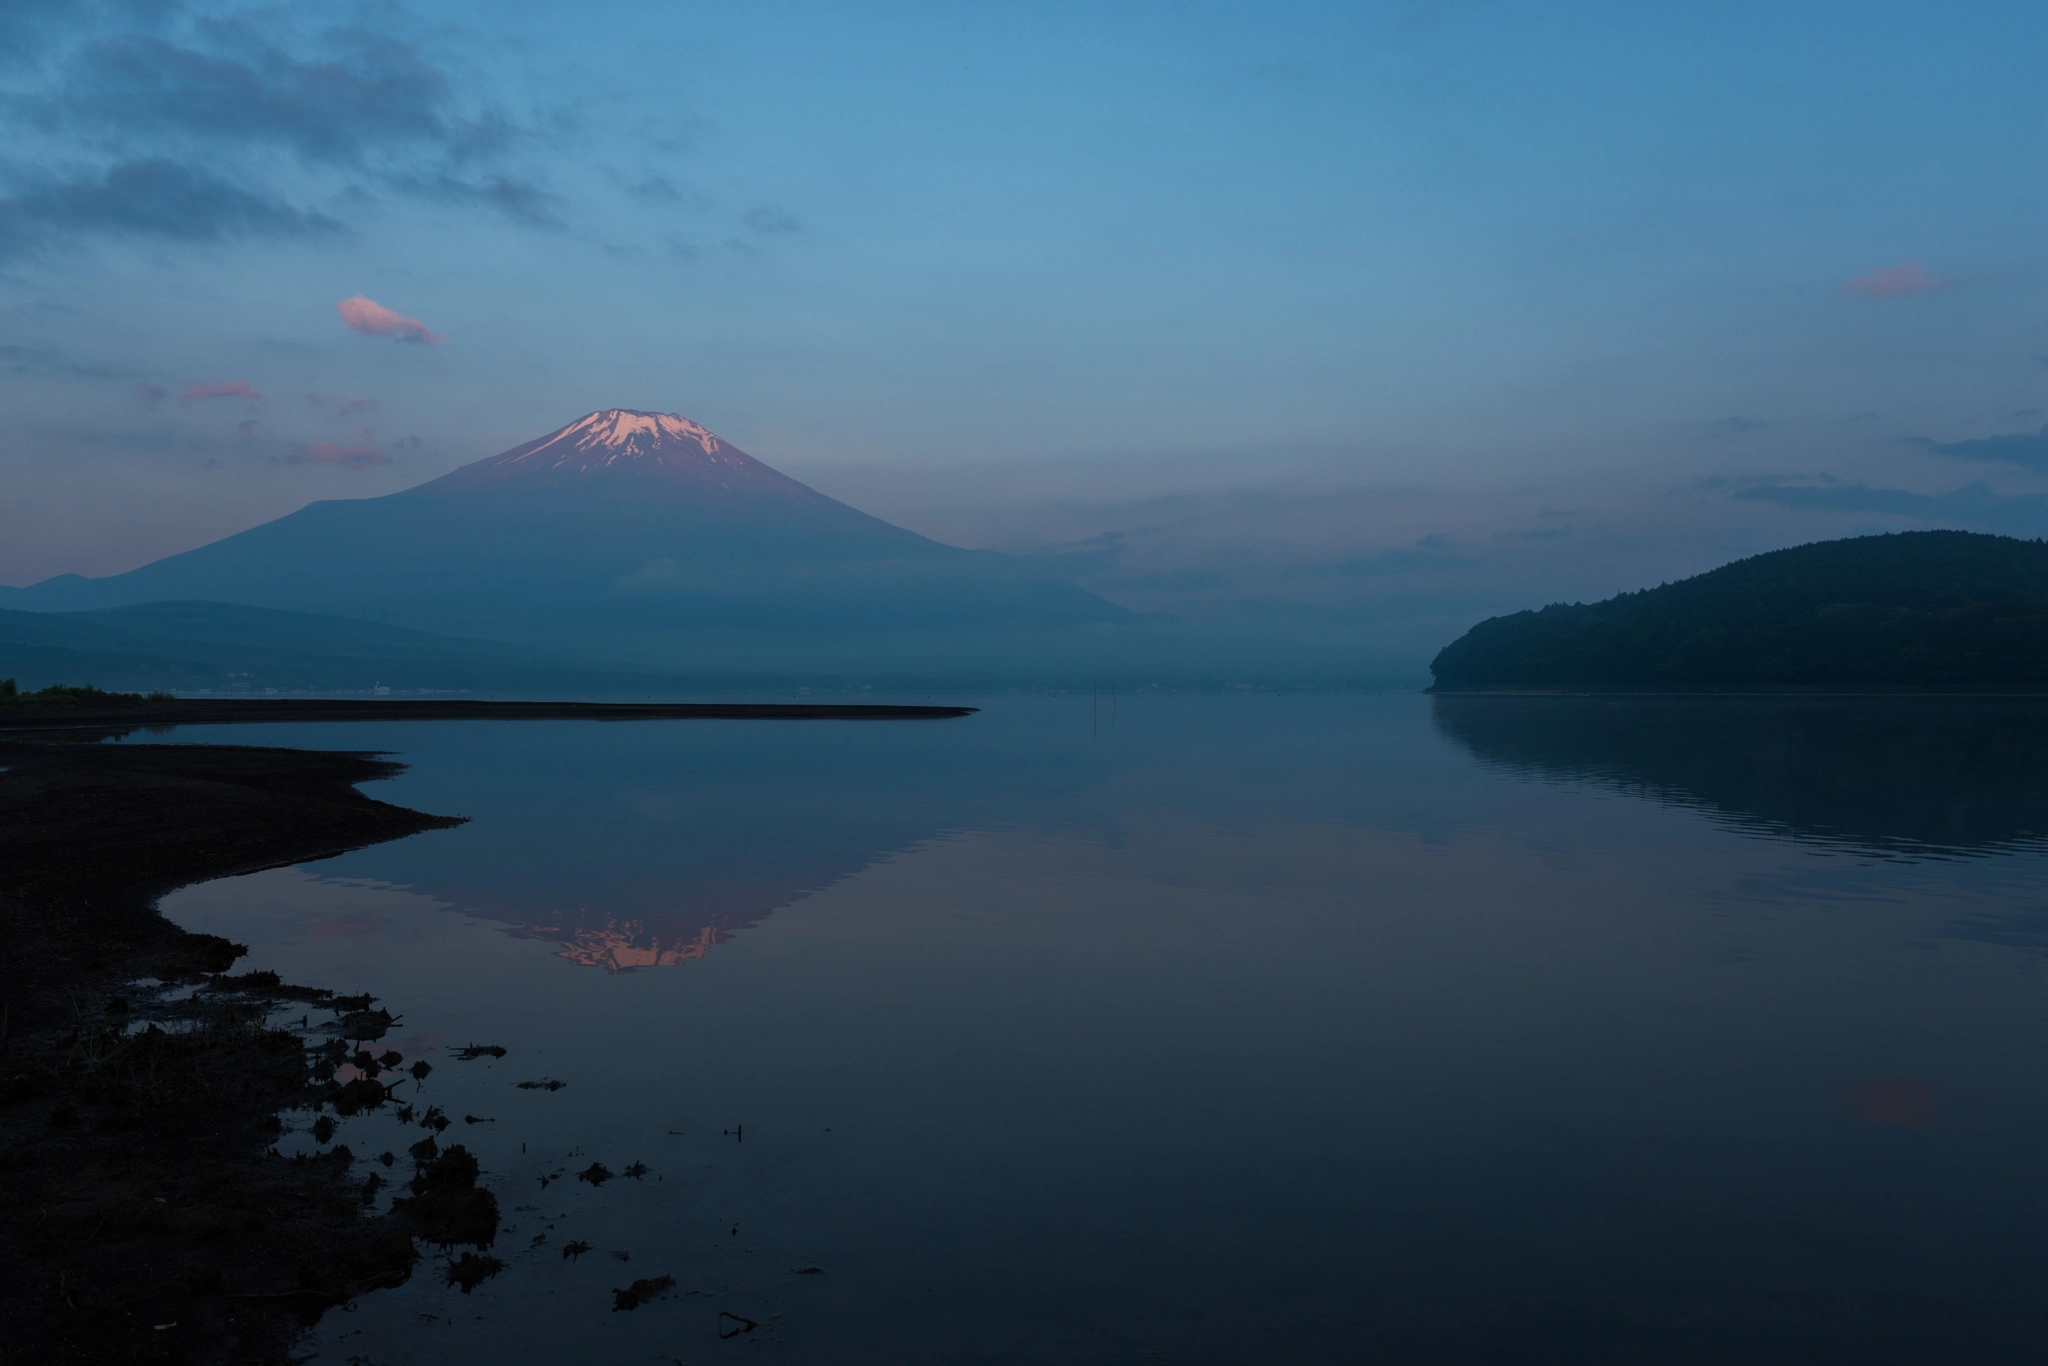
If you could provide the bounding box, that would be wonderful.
[0,678,175,708]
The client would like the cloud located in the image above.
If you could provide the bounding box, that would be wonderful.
[0,343,132,380]
[1700,416,1770,440]
[1110,568,1231,593]
[0,159,345,259]
[134,382,168,405]
[1908,425,2048,471]
[1017,531,1129,576]
[179,379,264,404]
[306,391,379,417]
[1841,259,1954,298]
[0,0,67,66]
[56,26,457,167]
[11,10,565,235]
[1285,537,1477,580]
[288,440,389,469]
[336,295,444,344]
[1730,481,1930,514]
[743,206,802,235]
[1719,477,2048,535]
[394,171,565,228]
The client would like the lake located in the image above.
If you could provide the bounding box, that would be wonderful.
[152,693,2048,1363]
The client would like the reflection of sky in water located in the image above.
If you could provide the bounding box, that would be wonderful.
[155,697,2048,1362]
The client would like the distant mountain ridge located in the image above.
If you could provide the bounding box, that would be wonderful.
[0,600,681,694]
[1430,531,2048,690]
[2,410,1129,659]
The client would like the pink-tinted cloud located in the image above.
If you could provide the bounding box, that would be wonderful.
[336,295,445,344]
[289,440,390,469]
[1842,259,1954,298]
[306,391,379,417]
[180,379,266,404]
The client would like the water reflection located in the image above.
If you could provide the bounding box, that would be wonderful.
[1432,694,2048,858]
[152,699,2048,1363]
[279,715,1110,971]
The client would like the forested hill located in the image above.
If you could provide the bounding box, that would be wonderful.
[1430,531,2048,690]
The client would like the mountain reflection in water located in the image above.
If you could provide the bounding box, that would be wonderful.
[271,715,1101,971]
[1431,694,2048,858]
[151,699,2048,1363]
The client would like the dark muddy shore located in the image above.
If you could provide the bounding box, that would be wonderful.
[0,695,976,732]
[0,734,495,1363]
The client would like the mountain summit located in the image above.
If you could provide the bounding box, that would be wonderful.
[3,410,1129,660]
[432,410,825,499]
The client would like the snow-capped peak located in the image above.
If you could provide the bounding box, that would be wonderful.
[430,406,828,502]
[488,408,753,474]
[542,409,725,457]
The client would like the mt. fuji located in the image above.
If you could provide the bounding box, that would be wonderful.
[3,411,1129,663]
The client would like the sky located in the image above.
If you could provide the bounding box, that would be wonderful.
[3,0,2047,670]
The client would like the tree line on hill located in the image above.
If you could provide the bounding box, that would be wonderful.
[1430,531,2048,690]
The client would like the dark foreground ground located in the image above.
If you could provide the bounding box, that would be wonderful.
[0,700,971,1363]
[0,734,485,1364]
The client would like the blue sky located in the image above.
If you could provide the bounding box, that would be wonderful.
[4,0,2047,667]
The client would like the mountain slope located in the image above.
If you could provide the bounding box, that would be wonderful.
[3,411,1128,649]
[1430,531,2048,689]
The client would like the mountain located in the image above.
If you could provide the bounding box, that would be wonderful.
[2,411,1129,664]
[1430,531,2048,690]
[0,600,685,694]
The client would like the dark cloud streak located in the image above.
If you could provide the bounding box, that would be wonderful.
[0,158,344,259]
[1909,426,2048,471]
[0,343,133,380]
[55,26,453,164]
[5,1,562,244]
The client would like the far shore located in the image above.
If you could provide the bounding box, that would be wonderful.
[0,696,977,731]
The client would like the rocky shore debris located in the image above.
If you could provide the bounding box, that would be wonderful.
[515,1078,567,1090]
[393,1144,500,1249]
[447,1251,507,1293]
[455,1044,507,1060]
[0,970,438,1363]
[612,1274,675,1311]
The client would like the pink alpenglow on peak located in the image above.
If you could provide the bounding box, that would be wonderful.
[429,408,832,504]
[336,295,445,344]
[509,410,726,465]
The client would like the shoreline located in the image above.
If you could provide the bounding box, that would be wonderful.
[0,700,947,1361]
[0,696,977,733]
[0,734,474,1364]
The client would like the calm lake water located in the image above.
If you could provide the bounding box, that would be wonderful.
[153,694,2048,1364]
